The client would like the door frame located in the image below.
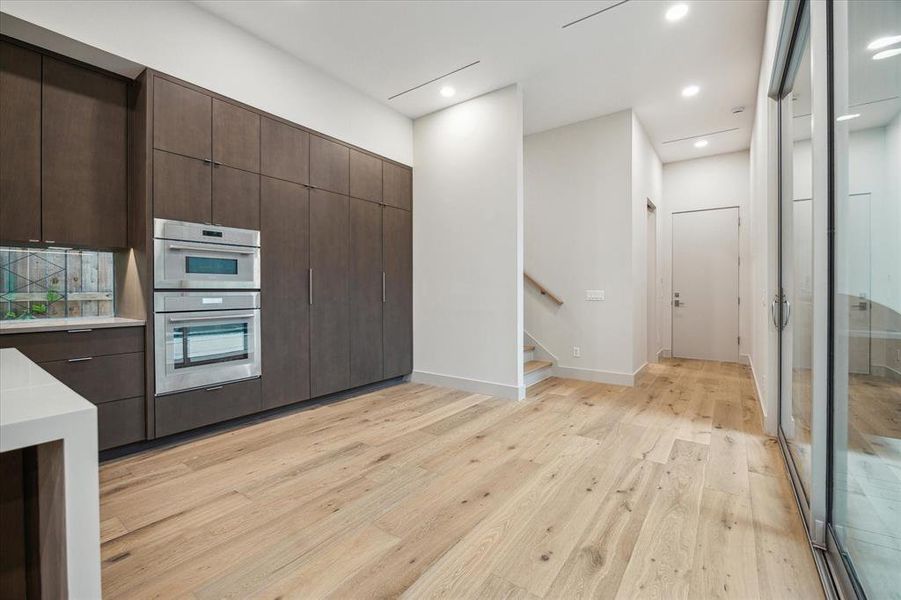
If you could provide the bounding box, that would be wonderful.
[670,205,740,363]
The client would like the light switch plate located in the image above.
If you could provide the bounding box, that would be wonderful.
[573,346,581,357]
[586,290,605,301]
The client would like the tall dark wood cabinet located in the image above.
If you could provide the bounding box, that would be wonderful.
[350,198,383,387]
[310,135,349,195]
[261,117,309,185]
[0,41,41,244]
[383,206,413,378]
[261,176,310,409]
[310,189,351,397]
[153,77,211,159]
[0,41,127,248]
[383,162,413,211]
[42,57,127,248]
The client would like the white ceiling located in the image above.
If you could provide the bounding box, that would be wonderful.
[193,0,767,163]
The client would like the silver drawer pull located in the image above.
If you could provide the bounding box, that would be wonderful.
[67,329,94,333]
[205,385,224,392]
[167,244,255,255]
[168,313,255,323]
[67,357,93,363]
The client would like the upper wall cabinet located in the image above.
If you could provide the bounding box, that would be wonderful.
[350,149,382,204]
[153,77,211,160]
[310,135,349,195]
[261,117,309,185]
[0,42,41,243]
[383,162,412,211]
[213,99,260,173]
[42,57,127,248]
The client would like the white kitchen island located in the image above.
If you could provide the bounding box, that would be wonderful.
[0,347,101,598]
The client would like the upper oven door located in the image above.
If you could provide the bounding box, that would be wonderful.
[154,307,261,395]
[154,238,260,289]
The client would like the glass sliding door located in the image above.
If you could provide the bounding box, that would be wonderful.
[778,4,817,512]
[831,0,901,597]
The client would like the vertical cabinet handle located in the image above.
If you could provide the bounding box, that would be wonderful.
[309,268,313,305]
[382,272,386,303]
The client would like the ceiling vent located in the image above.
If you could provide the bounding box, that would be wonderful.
[562,0,631,29]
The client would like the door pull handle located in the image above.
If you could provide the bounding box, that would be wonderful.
[67,357,93,363]
[382,272,387,303]
[309,269,313,305]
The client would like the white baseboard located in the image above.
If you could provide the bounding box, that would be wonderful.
[739,353,751,365]
[746,353,770,427]
[552,365,635,386]
[411,370,525,400]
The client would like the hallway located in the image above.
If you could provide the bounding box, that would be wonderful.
[98,360,823,599]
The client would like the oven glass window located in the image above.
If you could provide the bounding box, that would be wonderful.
[173,322,249,369]
[185,256,239,275]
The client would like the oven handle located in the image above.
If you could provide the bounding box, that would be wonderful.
[166,244,256,255]
[167,313,256,323]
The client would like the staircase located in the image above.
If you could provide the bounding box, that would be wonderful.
[523,344,554,387]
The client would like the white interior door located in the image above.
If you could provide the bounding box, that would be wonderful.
[672,207,739,362]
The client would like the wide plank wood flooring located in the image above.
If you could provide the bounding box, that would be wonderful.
[99,359,824,599]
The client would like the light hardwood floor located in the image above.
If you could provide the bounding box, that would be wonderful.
[99,359,824,599]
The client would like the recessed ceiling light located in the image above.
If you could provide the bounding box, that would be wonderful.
[873,48,901,60]
[694,139,708,148]
[836,113,861,122]
[681,84,700,98]
[665,3,689,22]
[440,85,456,98]
[867,35,901,50]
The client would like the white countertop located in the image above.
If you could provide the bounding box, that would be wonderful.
[0,348,102,598]
[0,315,145,335]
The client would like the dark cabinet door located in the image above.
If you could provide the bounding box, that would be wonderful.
[212,165,260,229]
[383,206,412,378]
[310,189,350,397]
[0,42,41,243]
[349,149,382,204]
[383,162,412,211]
[260,117,309,185]
[213,99,260,173]
[310,135,349,195]
[261,177,310,409]
[349,198,383,387]
[153,77,211,160]
[152,150,212,223]
[42,57,127,248]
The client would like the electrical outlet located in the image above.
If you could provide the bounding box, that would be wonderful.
[586,290,605,301]
[573,346,581,358]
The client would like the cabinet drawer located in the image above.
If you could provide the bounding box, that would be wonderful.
[0,326,143,363]
[40,352,144,404]
[155,378,261,438]
[98,396,145,450]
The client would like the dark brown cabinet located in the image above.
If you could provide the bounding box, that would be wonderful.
[152,149,212,224]
[0,41,41,243]
[310,135,349,195]
[350,149,382,204]
[310,189,350,397]
[0,327,146,450]
[261,117,309,185]
[155,378,261,437]
[383,206,413,378]
[153,77,211,160]
[41,57,127,248]
[261,176,310,409]
[213,99,260,173]
[212,165,260,229]
[350,198,383,387]
[383,162,412,211]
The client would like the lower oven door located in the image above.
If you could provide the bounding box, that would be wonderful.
[154,309,261,395]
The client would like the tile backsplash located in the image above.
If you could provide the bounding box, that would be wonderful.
[0,247,115,320]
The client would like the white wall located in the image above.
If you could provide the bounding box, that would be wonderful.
[661,151,751,362]
[0,1,413,165]
[749,0,786,434]
[524,111,635,383]
[412,85,524,399]
[631,114,664,371]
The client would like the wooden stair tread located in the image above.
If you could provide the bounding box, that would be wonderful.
[524,360,553,374]
[523,345,535,352]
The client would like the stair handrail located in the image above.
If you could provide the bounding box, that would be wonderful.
[524,272,564,306]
